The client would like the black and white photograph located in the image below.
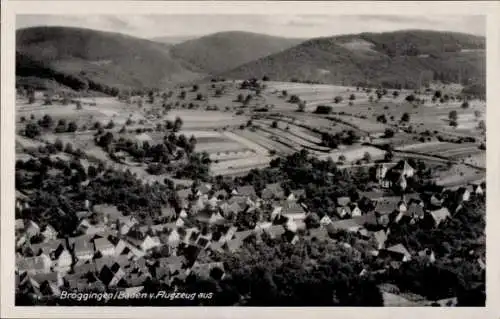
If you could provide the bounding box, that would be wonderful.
[1,1,498,317]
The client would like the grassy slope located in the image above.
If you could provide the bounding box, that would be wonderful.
[170,31,305,74]
[221,30,485,88]
[16,26,206,92]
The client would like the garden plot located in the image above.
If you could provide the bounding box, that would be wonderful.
[462,153,486,168]
[253,119,330,153]
[210,150,256,162]
[223,131,269,155]
[210,155,272,176]
[195,141,249,153]
[396,142,479,159]
[165,110,247,129]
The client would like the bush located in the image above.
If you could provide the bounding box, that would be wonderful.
[376,115,387,124]
[384,128,395,138]
[288,95,301,104]
[315,105,332,114]
[25,123,40,138]
[401,112,410,122]
[349,94,356,101]
[461,101,470,109]
[405,94,416,102]
[334,96,343,104]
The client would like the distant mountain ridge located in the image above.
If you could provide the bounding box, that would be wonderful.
[169,31,305,74]
[16,27,485,94]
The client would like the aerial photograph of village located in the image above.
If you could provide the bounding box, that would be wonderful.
[13,14,486,306]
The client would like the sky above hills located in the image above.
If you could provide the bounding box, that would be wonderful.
[16,14,485,39]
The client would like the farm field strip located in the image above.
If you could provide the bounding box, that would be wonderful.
[211,162,272,176]
[195,142,250,153]
[254,126,304,152]
[210,155,271,172]
[178,130,225,138]
[222,131,269,155]
[210,150,256,161]
[235,130,295,155]
[253,119,330,152]
[396,141,447,152]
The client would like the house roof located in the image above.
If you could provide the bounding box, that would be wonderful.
[261,183,285,200]
[93,204,122,219]
[235,185,256,197]
[160,206,176,218]
[386,244,411,257]
[15,219,25,229]
[31,271,59,285]
[30,239,66,255]
[329,218,362,231]
[264,225,286,238]
[197,183,212,194]
[279,201,306,215]
[291,189,306,198]
[374,201,397,215]
[73,237,94,254]
[373,230,387,247]
[94,238,114,252]
[16,255,50,272]
[336,206,352,216]
[429,207,451,224]
[176,188,192,200]
[337,196,351,207]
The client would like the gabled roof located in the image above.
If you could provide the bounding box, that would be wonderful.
[30,239,66,256]
[373,230,387,248]
[264,225,286,238]
[336,206,352,216]
[94,238,114,251]
[291,189,306,198]
[280,201,306,215]
[337,196,351,207]
[176,188,192,200]
[429,207,451,225]
[160,206,176,218]
[235,185,256,197]
[385,244,411,257]
[374,201,397,215]
[93,204,122,219]
[329,218,362,231]
[261,183,285,200]
[16,254,51,272]
[73,237,94,254]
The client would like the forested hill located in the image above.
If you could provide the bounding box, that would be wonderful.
[169,31,305,74]
[16,26,205,94]
[220,30,485,90]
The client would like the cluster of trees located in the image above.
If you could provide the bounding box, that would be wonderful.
[321,130,361,149]
[23,115,79,138]
[240,78,263,93]
[384,196,485,305]
[16,157,173,236]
